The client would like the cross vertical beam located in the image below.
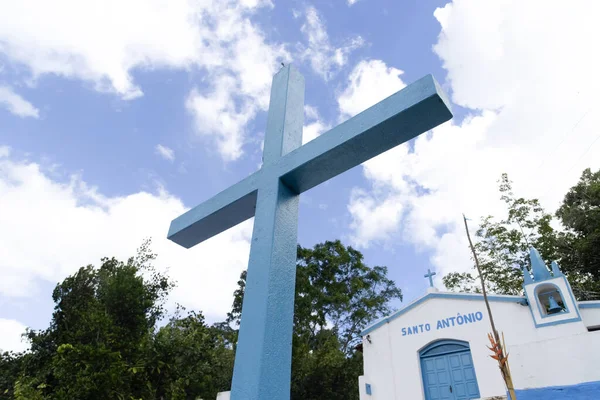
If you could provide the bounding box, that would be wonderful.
[230,66,304,400]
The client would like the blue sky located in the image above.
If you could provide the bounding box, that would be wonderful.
[1,0,599,353]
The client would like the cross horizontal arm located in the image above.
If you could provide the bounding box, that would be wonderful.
[167,74,451,250]
[277,74,452,193]
[167,172,262,248]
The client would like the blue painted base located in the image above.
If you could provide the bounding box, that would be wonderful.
[515,380,600,399]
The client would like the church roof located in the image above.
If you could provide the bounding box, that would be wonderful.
[361,291,527,336]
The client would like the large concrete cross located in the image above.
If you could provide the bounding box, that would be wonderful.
[167,65,452,399]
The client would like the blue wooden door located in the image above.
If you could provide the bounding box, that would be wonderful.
[420,340,480,400]
[446,351,479,399]
[421,355,454,399]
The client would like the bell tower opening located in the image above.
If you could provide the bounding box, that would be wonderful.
[535,283,566,316]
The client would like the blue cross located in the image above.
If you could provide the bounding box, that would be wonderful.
[167,65,452,400]
[425,268,437,288]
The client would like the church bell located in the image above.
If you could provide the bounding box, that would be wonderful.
[547,295,563,314]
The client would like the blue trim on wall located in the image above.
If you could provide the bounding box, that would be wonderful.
[579,302,600,309]
[523,286,538,328]
[365,383,372,395]
[534,316,583,327]
[564,276,583,321]
[361,292,526,336]
[514,380,600,400]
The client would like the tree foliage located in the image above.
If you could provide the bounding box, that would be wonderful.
[443,173,558,295]
[556,168,600,280]
[290,331,363,400]
[21,240,173,400]
[2,239,401,400]
[1,351,23,398]
[444,170,600,300]
[151,310,234,399]
[3,239,232,400]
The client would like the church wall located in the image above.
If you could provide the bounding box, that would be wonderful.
[362,297,530,399]
[360,322,397,399]
[509,331,600,390]
[360,295,596,399]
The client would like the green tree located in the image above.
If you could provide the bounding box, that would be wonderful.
[444,174,558,295]
[151,309,234,400]
[57,243,171,399]
[443,172,600,299]
[10,239,175,400]
[229,240,402,400]
[1,351,24,398]
[556,168,600,299]
[290,330,363,400]
[4,240,239,400]
[556,168,600,276]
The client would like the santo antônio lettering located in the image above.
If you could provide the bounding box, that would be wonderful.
[401,311,484,337]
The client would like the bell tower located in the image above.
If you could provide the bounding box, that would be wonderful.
[523,248,582,328]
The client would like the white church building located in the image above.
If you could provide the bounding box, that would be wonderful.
[358,249,600,400]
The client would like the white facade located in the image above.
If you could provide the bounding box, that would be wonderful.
[358,249,600,400]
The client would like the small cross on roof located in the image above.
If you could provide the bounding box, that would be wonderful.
[424,268,437,288]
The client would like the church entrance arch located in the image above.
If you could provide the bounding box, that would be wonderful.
[419,339,481,400]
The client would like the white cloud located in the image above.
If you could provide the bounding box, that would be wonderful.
[0,146,10,158]
[348,112,499,255]
[303,121,329,145]
[155,144,175,162]
[0,0,198,99]
[348,188,405,247]
[0,0,287,161]
[299,6,364,80]
[338,60,406,120]
[302,104,329,145]
[347,0,360,5]
[304,105,319,121]
[0,0,274,99]
[0,152,252,322]
[186,77,255,161]
[345,0,600,280]
[0,318,29,353]
[0,86,39,118]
